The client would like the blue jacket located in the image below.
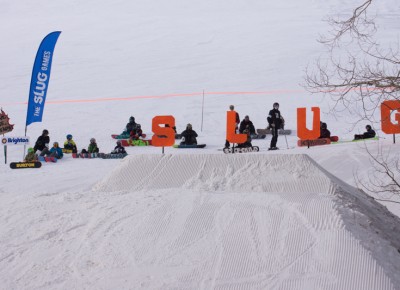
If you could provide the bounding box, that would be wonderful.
[50,147,64,159]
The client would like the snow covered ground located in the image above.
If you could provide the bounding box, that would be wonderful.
[1,0,400,289]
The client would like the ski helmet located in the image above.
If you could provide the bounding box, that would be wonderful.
[66,134,72,140]
[136,124,141,128]
[187,123,192,129]
[129,116,135,122]
[245,115,249,119]
[90,138,96,143]
[273,102,279,109]
[42,129,49,135]
[321,123,327,129]
[53,142,59,147]
[229,105,234,110]
[116,140,121,145]
[366,125,372,130]
[28,147,34,153]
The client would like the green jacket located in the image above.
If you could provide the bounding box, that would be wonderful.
[24,152,38,162]
[88,142,99,153]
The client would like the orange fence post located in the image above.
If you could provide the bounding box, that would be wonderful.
[381,100,400,134]
[297,107,320,140]
[226,110,246,144]
[151,115,175,147]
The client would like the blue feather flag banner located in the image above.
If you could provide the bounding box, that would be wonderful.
[26,31,61,126]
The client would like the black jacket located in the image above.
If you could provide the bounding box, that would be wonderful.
[319,129,331,139]
[34,135,50,152]
[181,129,198,145]
[363,128,376,139]
[239,120,256,135]
[112,145,126,154]
[125,121,137,134]
[267,109,282,128]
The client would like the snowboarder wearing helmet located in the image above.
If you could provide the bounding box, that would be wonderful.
[180,123,198,145]
[111,140,127,154]
[354,125,376,140]
[64,134,78,153]
[122,116,137,135]
[82,138,99,154]
[41,142,63,159]
[130,124,144,140]
[24,147,38,162]
[267,102,283,150]
[33,129,50,153]
[225,105,240,149]
[49,142,64,159]
[319,122,331,139]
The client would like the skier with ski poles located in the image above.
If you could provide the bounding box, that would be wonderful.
[267,102,283,150]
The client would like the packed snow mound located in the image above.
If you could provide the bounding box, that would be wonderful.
[91,154,400,289]
[95,154,334,193]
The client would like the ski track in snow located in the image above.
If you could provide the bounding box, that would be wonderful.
[1,154,398,289]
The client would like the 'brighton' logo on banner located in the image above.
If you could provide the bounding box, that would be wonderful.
[2,137,30,146]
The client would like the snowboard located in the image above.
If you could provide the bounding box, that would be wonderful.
[38,156,57,163]
[223,146,259,153]
[111,133,147,139]
[10,162,42,169]
[72,153,99,158]
[173,144,206,149]
[62,148,74,153]
[332,136,378,144]
[297,138,331,147]
[250,134,266,139]
[257,128,292,135]
[100,153,128,159]
[120,139,152,146]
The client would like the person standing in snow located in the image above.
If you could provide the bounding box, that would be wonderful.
[267,102,283,150]
[225,105,240,149]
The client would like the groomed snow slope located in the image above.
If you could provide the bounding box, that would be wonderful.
[94,154,400,289]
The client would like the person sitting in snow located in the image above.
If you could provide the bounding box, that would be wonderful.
[129,124,145,140]
[111,140,127,154]
[122,116,137,136]
[81,138,99,154]
[24,147,38,162]
[319,122,331,139]
[239,115,256,135]
[63,134,78,153]
[42,142,63,159]
[33,129,50,155]
[237,128,253,148]
[180,123,198,145]
[354,125,376,140]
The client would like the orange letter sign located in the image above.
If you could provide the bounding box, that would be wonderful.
[152,115,175,147]
[297,107,320,140]
[381,100,400,134]
[226,110,246,144]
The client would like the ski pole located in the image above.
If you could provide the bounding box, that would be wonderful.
[284,132,289,149]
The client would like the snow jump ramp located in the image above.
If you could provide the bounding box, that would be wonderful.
[95,154,400,289]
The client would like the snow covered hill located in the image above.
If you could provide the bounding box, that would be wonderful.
[1,0,400,289]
